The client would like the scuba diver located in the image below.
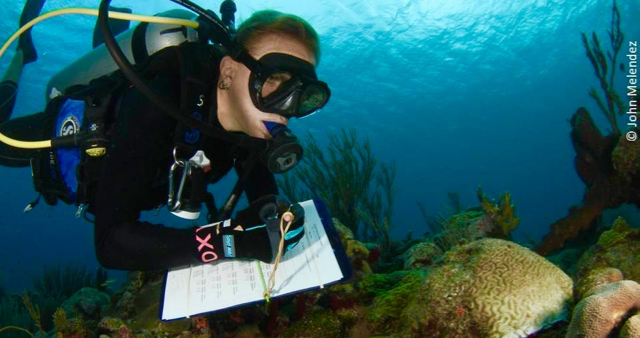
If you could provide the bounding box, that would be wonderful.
[0,0,331,271]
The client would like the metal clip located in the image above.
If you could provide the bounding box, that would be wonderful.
[24,192,41,213]
[76,203,87,218]
[167,158,192,212]
[167,148,212,218]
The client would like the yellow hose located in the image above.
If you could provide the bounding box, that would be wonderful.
[0,7,200,149]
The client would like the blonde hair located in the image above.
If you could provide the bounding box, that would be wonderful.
[236,10,321,64]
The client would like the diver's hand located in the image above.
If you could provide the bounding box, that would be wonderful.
[255,113,289,139]
[193,195,305,264]
[233,194,306,262]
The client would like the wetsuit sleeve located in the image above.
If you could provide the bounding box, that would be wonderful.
[93,79,200,271]
[236,159,279,204]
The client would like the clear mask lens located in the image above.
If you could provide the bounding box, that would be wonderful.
[299,85,327,115]
[261,72,293,98]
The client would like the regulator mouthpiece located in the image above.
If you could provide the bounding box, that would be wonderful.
[262,122,303,173]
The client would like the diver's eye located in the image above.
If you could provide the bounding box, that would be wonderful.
[266,72,292,84]
[262,72,292,97]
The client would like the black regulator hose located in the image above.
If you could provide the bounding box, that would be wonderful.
[97,0,266,150]
[170,0,236,48]
[219,0,237,35]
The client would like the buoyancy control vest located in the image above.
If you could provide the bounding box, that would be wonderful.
[30,41,226,218]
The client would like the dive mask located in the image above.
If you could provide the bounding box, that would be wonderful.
[235,50,331,118]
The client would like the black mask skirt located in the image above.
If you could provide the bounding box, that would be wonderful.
[235,51,331,118]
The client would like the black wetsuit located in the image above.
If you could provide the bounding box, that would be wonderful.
[0,43,278,271]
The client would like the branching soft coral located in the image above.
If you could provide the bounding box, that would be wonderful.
[580,0,626,136]
[53,308,69,335]
[535,0,639,257]
[33,264,108,300]
[477,187,520,238]
[0,293,44,338]
[417,192,464,236]
[278,128,397,257]
[22,293,43,334]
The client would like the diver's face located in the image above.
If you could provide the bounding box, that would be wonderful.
[218,34,316,139]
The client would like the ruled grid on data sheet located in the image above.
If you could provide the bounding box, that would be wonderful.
[162,200,344,320]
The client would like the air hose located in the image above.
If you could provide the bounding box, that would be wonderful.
[98,0,267,153]
[0,7,199,150]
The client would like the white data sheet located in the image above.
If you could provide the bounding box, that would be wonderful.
[162,200,345,320]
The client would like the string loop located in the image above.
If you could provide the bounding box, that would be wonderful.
[263,210,295,302]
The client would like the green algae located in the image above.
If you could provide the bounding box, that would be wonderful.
[597,217,634,248]
[576,217,640,287]
[356,270,420,300]
[283,310,342,338]
[366,272,425,333]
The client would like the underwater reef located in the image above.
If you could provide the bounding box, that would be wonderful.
[1,192,638,337]
[278,128,397,260]
[3,113,639,337]
[4,2,640,335]
[0,264,109,338]
[535,0,640,256]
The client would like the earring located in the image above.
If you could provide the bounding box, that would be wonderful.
[218,78,231,90]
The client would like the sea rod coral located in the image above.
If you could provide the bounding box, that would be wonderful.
[277,128,397,258]
[536,0,640,256]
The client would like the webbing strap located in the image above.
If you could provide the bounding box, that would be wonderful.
[172,45,212,159]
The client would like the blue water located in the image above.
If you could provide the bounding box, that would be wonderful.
[0,0,639,293]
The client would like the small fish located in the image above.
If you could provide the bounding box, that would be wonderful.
[101,279,118,287]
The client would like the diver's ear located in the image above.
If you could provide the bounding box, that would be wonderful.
[219,55,238,84]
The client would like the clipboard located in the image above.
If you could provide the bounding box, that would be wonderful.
[159,199,354,321]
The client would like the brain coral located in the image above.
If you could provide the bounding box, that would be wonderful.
[575,267,624,301]
[566,280,640,338]
[402,238,573,338]
[402,241,443,269]
[620,314,640,338]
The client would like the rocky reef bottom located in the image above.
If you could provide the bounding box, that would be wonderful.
[2,215,639,338]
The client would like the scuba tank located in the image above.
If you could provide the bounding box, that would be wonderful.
[46,9,199,101]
